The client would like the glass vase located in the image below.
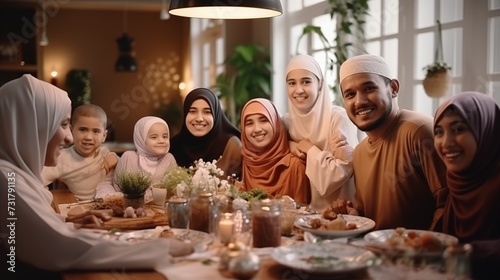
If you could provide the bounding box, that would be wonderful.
[188,192,214,233]
[123,193,145,209]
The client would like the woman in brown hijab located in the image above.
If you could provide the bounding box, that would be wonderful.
[240,98,310,205]
[434,91,500,242]
[434,91,500,279]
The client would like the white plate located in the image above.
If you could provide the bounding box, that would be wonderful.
[295,214,376,238]
[363,229,458,257]
[117,228,213,250]
[270,242,378,274]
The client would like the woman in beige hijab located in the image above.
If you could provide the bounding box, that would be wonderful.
[0,75,192,277]
[283,54,359,211]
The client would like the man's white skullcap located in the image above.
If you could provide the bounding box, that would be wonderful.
[339,54,393,85]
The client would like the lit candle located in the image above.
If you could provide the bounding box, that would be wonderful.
[218,213,234,245]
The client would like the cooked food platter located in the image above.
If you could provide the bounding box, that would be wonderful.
[295,214,375,238]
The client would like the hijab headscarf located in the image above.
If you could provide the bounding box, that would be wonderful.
[241,98,310,205]
[285,54,333,150]
[434,91,500,242]
[0,75,188,271]
[170,88,240,168]
[115,116,176,183]
[133,116,172,174]
[0,74,70,184]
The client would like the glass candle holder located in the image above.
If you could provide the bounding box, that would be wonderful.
[218,212,234,245]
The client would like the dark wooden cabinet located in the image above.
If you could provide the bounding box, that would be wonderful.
[0,3,41,86]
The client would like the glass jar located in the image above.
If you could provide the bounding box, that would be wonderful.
[166,197,188,228]
[123,193,145,209]
[444,243,472,280]
[252,200,281,248]
[189,192,214,233]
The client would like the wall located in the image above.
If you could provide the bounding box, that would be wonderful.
[43,8,189,142]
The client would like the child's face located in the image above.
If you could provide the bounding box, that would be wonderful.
[146,122,170,156]
[71,116,107,157]
[186,99,214,137]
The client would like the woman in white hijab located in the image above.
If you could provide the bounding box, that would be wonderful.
[0,75,192,276]
[283,54,359,211]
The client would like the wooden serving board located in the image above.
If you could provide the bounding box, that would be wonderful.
[67,205,168,230]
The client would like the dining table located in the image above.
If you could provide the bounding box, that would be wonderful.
[50,190,447,280]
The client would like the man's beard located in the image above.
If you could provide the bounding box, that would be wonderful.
[356,91,393,132]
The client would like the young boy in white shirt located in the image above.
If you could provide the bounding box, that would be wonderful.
[42,104,118,200]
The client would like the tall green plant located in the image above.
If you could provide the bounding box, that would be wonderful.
[214,44,272,125]
[66,69,91,112]
[296,0,369,104]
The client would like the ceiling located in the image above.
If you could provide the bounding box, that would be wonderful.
[3,0,164,11]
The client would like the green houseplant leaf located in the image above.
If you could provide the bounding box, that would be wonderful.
[295,0,370,106]
[116,171,152,197]
[213,44,272,125]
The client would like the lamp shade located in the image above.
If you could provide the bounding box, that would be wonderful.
[115,33,137,72]
[168,0,283,19]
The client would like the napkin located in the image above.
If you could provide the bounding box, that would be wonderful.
[58,203,74,217]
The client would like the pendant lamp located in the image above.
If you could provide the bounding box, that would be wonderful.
[168,0,283,19]
[115,1,137,72]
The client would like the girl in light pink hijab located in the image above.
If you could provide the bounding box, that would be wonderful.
[96,116,176,197]
[120,116,176,182]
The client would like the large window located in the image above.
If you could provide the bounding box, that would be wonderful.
[188,18,224,97]
[272,0,500,116]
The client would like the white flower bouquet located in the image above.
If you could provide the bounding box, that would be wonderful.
[162,158,234,199]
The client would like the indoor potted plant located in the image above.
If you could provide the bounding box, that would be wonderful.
[65,69,91,112]
[213,44,272,125]
[422,20,452,98]
[295,0,370,105]
[116,171,152,209]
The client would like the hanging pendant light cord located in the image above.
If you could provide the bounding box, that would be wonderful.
[435,20,444,64]
[123,0,128,33]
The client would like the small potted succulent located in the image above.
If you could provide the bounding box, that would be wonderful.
[422,20,452,98]
[116,171,152,209]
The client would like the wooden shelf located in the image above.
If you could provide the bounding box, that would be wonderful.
[0,64,38,71]
[0,3,40,86]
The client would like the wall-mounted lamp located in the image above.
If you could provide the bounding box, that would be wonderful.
[50,69,58,86]
[115,0,137,72]
[168,0,283,19]
[160,0,170,20]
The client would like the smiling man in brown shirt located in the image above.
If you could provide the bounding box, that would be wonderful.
[331,54,448,231]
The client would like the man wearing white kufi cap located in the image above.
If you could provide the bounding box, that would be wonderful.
[330,54,448,231]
